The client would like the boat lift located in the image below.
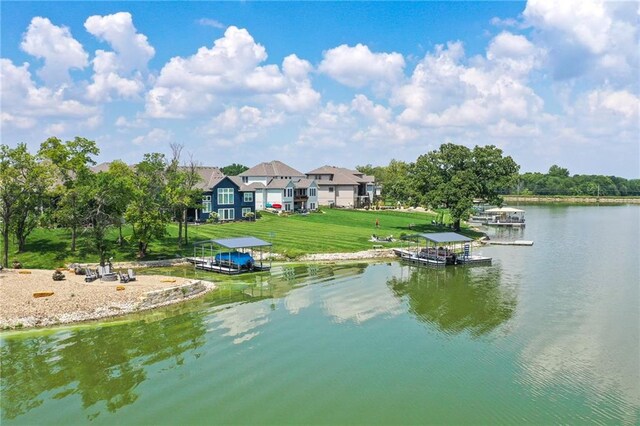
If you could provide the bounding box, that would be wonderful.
[188,236,272,274]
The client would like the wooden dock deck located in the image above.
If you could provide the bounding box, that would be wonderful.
[487,240,534,246]
[186,257,271,274]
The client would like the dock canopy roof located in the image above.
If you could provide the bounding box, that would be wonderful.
[194,236,272,249]
[485,207,525,213]
[415,232,473,243]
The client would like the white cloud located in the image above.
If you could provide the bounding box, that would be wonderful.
[84,12,154,73]
[393,37,544,130]
[319,43,405,91]
[197,18,225,29]
[20,17,88,85]
[523,0,639,85]
[199,106,284,146]
[132,127,173,146]
[0,59,98,128]
[145,27,320,117]
[84,12,154,102]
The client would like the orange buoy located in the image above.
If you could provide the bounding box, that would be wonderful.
[116,285,125,291]
[19,270,32,274]
[33,291,54,298]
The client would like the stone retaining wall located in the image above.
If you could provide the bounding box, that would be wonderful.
[137,280,208,309]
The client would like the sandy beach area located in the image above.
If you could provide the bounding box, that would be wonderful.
[0,268,215,330]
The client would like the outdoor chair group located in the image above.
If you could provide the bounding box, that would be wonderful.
[84,266,136,283]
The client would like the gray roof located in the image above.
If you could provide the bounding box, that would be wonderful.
[228,176,255,192]
[192,167,225,190]
[266,178,294,189]
[292,178,317,189]
[194,236,272,248]
[306,165,375,185]
[239,160,305,178]
[416,232,473,243]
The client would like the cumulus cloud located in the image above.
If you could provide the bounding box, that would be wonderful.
[84,12,154,73]
[84,12,155,101]
[523,0,639,85]
[0,58,98,130]
[132,127,173,146]
[319,43,405,92]
[392,36,544,132]
[199,106,284,146]
[20,17,88,85]
[145,26,320,117]
[296,95,416,150]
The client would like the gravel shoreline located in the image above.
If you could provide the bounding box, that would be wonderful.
[0,268,215,330]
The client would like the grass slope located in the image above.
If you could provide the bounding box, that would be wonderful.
[9,209,480,269]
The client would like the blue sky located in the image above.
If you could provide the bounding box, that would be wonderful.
[1,1,638,177]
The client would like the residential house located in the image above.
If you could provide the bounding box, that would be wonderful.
[239,160,317,211]
[292,178,319,211]
[306,166,377,208]
[195,175,256,222]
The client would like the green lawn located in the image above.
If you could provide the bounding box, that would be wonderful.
[8,209,482,269]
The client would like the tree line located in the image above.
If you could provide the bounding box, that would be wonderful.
[512,165,640,196]
[0,138,210,268]
[359,158,640,209]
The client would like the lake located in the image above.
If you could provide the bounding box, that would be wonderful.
[1,204,639,424]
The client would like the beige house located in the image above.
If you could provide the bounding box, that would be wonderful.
[306,166,377,208]
[239,160,318,211]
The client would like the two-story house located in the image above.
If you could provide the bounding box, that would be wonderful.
[306,166,376,208]
[239,160,318,211]
[197,176,256,222]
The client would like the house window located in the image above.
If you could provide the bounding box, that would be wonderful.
[328,187,334,193]
[310,202,316,210]
[285,203,291,211]
[242,176,248,183]
[218,188,234,205]
[242,208,252,217]
[218,208,235,221]
[286,188,293,197]
[243,192,253,202]
[202,195,212,213]
[309,188,316,197]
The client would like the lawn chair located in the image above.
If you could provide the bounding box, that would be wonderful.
[127,268,137,281]
[119,270,130,283]
[85,268,98,282]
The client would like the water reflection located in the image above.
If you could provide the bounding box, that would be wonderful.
[388,264,516,337]
[1,312,207,421]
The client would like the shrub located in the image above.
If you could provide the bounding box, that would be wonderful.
[255,211,262,219]
[245,212,255,221]
[206,212,218,223]
[12,260,22,269]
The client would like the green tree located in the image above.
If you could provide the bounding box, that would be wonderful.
[413,143,519,230]
[0,144,48,267]
[125,153,169,258]
[381,160,414,205]
[11,158,51,252]
[84,163,135,265]
[548,164,570,178]
[39,137,99,252]
[220,163,249,176]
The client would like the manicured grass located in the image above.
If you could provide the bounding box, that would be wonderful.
[7,208,482,269]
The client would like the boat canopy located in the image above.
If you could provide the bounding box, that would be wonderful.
[193,236,272,249]
[484,207,525,213]
[408,232,473,244]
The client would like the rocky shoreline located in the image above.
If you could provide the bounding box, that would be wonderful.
[0,268,216,330]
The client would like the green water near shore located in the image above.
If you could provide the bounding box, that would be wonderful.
[1,205,639,424]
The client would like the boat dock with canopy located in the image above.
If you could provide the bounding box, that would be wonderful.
[393,232,491,267]
[484,207,525,227]
[188,236,272,274]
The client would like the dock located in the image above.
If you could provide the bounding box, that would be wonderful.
[487,240,534,246]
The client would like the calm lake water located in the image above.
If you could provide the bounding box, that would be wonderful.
[2,205,639,424]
